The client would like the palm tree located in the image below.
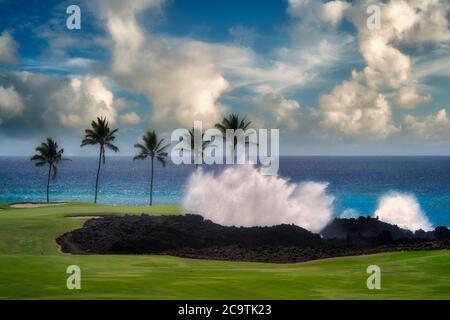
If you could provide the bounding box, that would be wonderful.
[215,114,253,162]
[215,113,252,149]
[176,128,212,169]
[81,117,119,203]
[134,131,169,206]
[31,138,69,203]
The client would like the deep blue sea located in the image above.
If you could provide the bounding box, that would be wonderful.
[1,156,449,227]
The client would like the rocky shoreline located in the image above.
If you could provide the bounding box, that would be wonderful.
[56,214,450,263]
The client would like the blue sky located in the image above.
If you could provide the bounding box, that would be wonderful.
[0,0,450,155]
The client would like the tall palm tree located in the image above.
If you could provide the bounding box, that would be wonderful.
[215,114,253,163]
[81,117,119,203]
[177,128,212,169]
[215,113,252,149]
[31,138,69,203]
[134,131,169,206]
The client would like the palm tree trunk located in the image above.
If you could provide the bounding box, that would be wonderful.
[46,164,52,203]
[150,157,154,206]
[94,146,103,204]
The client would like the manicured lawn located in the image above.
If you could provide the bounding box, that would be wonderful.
[0,203,449,299]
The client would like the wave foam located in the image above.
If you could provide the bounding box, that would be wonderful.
[374,192,432,231]
[183,165,334,233]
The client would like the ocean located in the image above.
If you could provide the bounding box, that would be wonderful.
[1,156,449,227]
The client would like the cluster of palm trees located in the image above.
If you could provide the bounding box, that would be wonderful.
[31,114,251,206]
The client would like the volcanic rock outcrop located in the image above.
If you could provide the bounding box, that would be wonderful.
[57,214,450,263]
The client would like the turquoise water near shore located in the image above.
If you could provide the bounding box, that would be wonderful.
[1,156,449,227]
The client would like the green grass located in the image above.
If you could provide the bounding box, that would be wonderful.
[0,203,449,299]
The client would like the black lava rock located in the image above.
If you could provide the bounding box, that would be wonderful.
[56,214,450,263]
[435,226,450,240]
[321,216,417,240]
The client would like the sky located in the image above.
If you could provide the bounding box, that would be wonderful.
[0,0,449,156]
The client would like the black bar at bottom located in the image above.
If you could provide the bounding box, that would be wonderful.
[0,300,448,318]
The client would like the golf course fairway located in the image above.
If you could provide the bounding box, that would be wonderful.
[0,203,449,300]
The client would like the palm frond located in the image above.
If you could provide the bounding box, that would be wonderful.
[214,123,227,135]
[154,138,164,152]
[80,138,98,146]
[133,154,148,161]
[31,154,45,162]
[134,143,149,154]
[156,156,166,167]
[157,143,170,153]
[105,143,119,153]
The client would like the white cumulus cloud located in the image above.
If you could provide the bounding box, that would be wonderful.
[317,0,450,138]
[0,31,19,64]
[52,76,117,128]
[321,1,351,26]
[403,109,450,139]
[0,85,23,122]
[319,78,398,138]
[251,93,301,130]
[0,72,117,131]
[120,112,141,125]
[99,0,229,129]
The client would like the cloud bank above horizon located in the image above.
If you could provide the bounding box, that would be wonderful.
[0,0,450,155]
